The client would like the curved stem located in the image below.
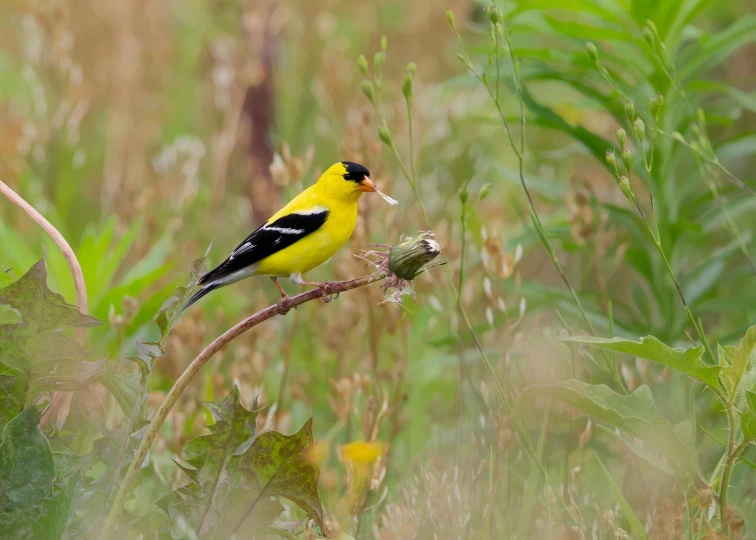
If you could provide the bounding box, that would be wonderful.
[101,273,383,537]
[0,180,88,314]
[719,439,751,530]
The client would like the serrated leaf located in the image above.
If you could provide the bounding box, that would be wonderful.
[0,407,58,539]
[153,256,207,346]
[719,325,756,397]
[517,381,700,478]
[565,335,721,389]
[0,258,101,334]
[25,332,106,394]
[0,342,30,430]
[239,419,324,531]
[740,391,756,441]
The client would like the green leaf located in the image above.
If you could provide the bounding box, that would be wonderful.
[517,380,701,478]
[0,342,30,430]
[740,391,756,441]
[0,305,20,326]
[565,335,721,389]
[0,258,101,335]
[24,332,106,395]
[719,325,756,398]
[183,387,259,534]
[239,419,324,531]
[593,452,647,540]
[0,407,58,540]
[153,255,208,346]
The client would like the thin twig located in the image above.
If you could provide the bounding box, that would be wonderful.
[101,273,384,537]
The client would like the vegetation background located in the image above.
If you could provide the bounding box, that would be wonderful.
[0,0,755,538]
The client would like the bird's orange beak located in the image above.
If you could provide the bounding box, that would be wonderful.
[358,177,376,192]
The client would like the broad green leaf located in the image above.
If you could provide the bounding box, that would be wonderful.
[0,342,30,430]
[0,305,20,325]
[239,419,324,531]
[0,407,57,540]
[719,325,756,398]
[517,380,700,478]
[0,258,101,335]
[24,332,106,395]
[564,335,721,389]
[593,452,646,540]
[182,387,259,534]
[740,391,756,441]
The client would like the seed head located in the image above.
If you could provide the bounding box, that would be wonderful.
[374,52,385,70]
[380,35,387,52]
[633,117,645,142]
[616,127,626,149]
[459,184,469,205]
[649,94,664,121]
[357,54,368,77]
[388,233,441,280]
[586,42,599,64]
[402,73,413,100]
[696,487,714,511]
[361,80,375,103]
[605,151,618,174]
[478,183,491,202]
[378,125,392,147]
[446,9,456,29]
[622,148,633,172]
[624,101,636,122]
[407,62,417,76]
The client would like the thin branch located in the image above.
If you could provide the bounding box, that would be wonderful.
[101,273,385,537]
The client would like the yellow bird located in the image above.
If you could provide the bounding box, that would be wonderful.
[182,161,391,310]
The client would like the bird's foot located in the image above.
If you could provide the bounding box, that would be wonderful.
[276,296,295,315]
[318,281,339,303]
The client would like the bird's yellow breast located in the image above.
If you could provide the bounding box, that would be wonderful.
[254,187,359,277]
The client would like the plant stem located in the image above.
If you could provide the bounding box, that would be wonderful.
[101,273,384,538]
[0,180,88,316]
[719,439,751,529]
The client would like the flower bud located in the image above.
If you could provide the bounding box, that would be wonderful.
[633,117,645,142]
[649,94,664,121]
[459,184,469,205]
[478,183,491,202]
[373,52,385,70]
[361,80,374,103]
[402,73,413,100]
[486,5,500,24]
[380,35,387,52]
[619,175,633,199]
[586,42,599,64]
[605,151,618,173]
[622,148,633,172]
[446,9,456,29]
[697,487,714,511]
[407,62,417,76]
[378,126,392,146]
[624,100,636,122]
[643,26,655,45]
[357,54,368,77]
[389,233,441,280]
[616,127,626,149]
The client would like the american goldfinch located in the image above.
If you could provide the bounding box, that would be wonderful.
[183,161,395,310]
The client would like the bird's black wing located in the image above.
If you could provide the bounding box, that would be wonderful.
[197,209,330,286]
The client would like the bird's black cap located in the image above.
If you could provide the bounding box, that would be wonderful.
[342,161,370,182]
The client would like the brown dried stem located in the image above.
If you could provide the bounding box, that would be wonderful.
[102,272,385,537]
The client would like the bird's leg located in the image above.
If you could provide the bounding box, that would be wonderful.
[271,277,296,315]
[270,277,288,299]
[289,273,339,303]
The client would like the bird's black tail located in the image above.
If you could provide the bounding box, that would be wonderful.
[181,282,220,312]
